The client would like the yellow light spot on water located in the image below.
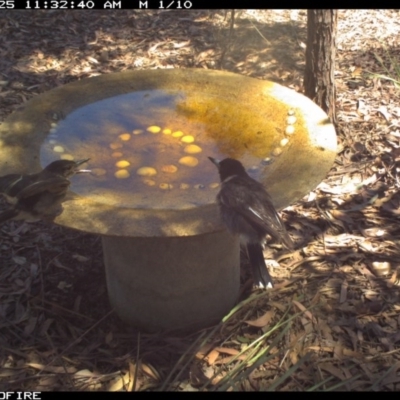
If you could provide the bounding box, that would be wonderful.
[160,183,173,190]
[179,156,199,167]
[137,167,157,176]
[161,165,178,173]
[285,126,295,135]
[60,154,74,160]
[115,169,130,179]
[172,131,184,137]
[180,183,190,189]
[181,135,194,143]
[119,133,131,141]
[132,129,143,135]
[262,157,271,164]
[116,160,130,168]
[162,128,172,134]
[280,138,289,147]
[142,178,156,186]
[184,144,202,154]
[92,168,107,176]
[147,125,161,134]
[53,145,64,153]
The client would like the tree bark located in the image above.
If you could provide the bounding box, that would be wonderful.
[304,10,338,125]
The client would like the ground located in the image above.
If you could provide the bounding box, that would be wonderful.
[1,9,400,391]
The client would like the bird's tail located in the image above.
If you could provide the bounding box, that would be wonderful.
[246,243,274,289]
[0,208,19,224]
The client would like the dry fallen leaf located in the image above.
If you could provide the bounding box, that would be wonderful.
[108,371,130,392]
[189,363,209,387]
[27,363,77,374]
[1,8,400,393]
[377,105,391,121]
[205,349,220,366]
[339,280,348,303]
[292,300,316,323]
[72,254,90,262]
[245,310,275,328]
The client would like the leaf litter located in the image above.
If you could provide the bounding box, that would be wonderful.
[1,9,400,391]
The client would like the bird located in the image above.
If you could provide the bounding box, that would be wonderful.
[208,157,293,289]
[0,159,90,224]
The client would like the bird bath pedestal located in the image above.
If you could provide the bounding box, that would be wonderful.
[0,69,336,333]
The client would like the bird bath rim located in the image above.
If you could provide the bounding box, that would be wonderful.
[0,68,337,238]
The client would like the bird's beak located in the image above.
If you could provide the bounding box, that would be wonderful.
[74,158,91,173]
[208,157,220,168]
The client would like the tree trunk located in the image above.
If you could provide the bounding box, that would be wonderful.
[304,10,338,125]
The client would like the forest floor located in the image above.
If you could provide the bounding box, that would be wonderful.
[1,9,400,391]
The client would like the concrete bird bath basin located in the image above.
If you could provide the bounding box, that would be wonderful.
[0,69,336,333]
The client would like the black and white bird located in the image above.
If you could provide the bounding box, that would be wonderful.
[209,157,293,289]
[0,159,90,224]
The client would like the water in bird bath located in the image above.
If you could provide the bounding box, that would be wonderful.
[40,89,306,210]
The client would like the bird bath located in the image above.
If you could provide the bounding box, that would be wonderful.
[0,69,337,333]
